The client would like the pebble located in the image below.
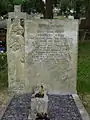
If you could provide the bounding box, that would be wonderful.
[1,94,83,120]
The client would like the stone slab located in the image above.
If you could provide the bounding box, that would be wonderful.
[7,19,26,94]
[8,5,26,20]
[8,12,26,19]
[73,94,90,120]
[25,19,78,93]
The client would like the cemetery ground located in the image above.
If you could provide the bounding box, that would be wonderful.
[0,41,90,115]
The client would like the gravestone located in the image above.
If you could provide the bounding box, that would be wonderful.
[8,5,26,20]
[7,5,27,94]
[24,20,90,119]
[25,20,77,94]
[5,6,90,120]
[68,15,74,20]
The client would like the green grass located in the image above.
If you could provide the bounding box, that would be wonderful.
[0,41,90,93]
[0,53,8,89]
[0,69,8,89]
[77,41,90,93]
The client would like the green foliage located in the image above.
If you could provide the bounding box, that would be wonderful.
[22,0,45,14]
[0,0,24,15]
[13,0,24,5]
[0,53,8,89]
[0,0,89,18]
[57,0,89,17]
[0,0,9,15]
[77,41,90,93]
[0,53,7,69]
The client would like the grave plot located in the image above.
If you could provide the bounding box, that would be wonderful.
[1,94,83,120]
[4,5,90,120]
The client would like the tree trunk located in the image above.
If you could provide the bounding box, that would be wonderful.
[85,0,90,29]
[45,0,53,19]
[85,11,90,29]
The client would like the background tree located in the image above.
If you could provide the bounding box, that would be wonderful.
[83,0,90,28]
[22,0,56,18]
[0,0,89,21]
[0,0,23,16]
[22,0,45,14]
[0,0,9,16]
[45,0,53,19]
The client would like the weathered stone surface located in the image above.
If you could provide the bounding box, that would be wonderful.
[29,97,48,119]
[7,18,78,94]
[7,5,27,94]
[14,5,21,12]
[8,5,26,20]
[29,85,48,119]
[25,19,78,93]
[7,21,25,93]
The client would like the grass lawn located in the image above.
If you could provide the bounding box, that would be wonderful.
[77,41,90,93]
[0,53,8,90]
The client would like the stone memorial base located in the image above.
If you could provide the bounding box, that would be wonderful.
[1,93,90,120]
[28,97,48,120]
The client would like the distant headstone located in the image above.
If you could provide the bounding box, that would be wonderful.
[14,5,21,12]
[68,15,74,20]
[8,5,26,20]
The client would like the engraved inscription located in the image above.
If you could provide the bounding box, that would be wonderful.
[30,26,72,64]
[25,21,78,93]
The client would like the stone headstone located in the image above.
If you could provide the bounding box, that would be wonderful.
[14,5,21,12]
[7,5,26,94]
[25,20,78,94]
[68,15,74,20]
[8,5,26,20]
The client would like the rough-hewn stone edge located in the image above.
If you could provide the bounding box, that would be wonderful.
[48,91,77,95]
[72,94,90,120]
[0,96,12,120]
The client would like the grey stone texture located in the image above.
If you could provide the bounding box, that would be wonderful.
[25,19,78,93]
[29,85,48,120]
[8,5,26,20]
[7,20,26,93]
[73,94,90,120]
[7,18,79,94]
[7,6,26,94]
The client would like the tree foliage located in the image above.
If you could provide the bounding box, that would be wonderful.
[0,0,90,20]
[0,0,23,16]
[22,0,45,14]
[57,0,90,18]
